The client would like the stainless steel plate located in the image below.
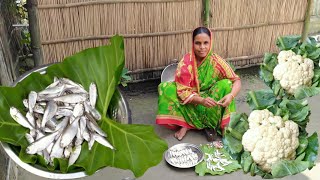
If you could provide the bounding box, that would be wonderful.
[164,143,204,168]
[161,63,178,82]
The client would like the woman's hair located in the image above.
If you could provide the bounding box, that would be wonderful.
[192,27,211,41]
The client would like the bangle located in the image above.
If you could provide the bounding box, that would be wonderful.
[230,93,235,99]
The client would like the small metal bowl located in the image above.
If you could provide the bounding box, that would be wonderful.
[0,64,131,179]
[164,143,204,168]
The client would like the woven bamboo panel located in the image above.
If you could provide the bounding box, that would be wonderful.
[36,0,308,80]
[37,0,202,72]
[209,0,307,68]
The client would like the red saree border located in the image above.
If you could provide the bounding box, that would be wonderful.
[156,115,195,130]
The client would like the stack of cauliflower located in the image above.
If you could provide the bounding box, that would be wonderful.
[242,109,299,172]
[273,50,314,94]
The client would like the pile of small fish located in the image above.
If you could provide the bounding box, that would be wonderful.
[168,147,199,167]
[9,77,114,167]
[204,149,233,171]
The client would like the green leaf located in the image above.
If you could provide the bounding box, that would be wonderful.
[262,53,278,71]
[294,86,320,99]
[271,80,282,97]
[0,35,168,177]
[232,120,249,136]
[312,69,320,86]
[295,153,306,161]
[296,135,308,156]
[271,159,309,178]
[19,147,37,164]
[260,65,274,84]
[222,133,243,155]
[303,132,319,169]
[246,89,276,110]
[75,119,168,177]
[228,113,242,129]
[195,145,241,176]
[276,35,301,50]
[240,151,253,173]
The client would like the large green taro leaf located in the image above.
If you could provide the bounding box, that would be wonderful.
[0,35,168,177]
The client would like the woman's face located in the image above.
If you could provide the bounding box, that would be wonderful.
[193,33,211,60]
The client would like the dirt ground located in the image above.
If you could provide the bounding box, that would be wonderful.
[17,66,320,180]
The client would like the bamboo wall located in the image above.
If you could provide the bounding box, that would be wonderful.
[36,0,308,81]
[209,0,307,68]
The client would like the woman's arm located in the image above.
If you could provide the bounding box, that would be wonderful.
[218,79,241,107]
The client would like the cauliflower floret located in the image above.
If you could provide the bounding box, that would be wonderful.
[277,50,296,64]
[248,109,273,129]
[242,109,299,172]
[273,51,315,94]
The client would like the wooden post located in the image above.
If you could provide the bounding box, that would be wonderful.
[26,0,43,66]
[302,0,314,42]
[203,0,210,27]
[0,7,16,86]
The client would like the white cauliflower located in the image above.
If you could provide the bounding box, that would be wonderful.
[273,50,314,94]
[242,109,299,172]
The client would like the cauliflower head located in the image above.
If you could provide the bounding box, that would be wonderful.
[242,109,299,172]
[273,50,314,94]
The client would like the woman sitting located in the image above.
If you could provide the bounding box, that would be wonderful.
[156,27,241,144]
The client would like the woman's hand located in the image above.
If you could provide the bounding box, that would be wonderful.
[218,93,234,107]
[201,97,218,108]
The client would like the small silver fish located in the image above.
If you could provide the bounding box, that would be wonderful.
[72,103,84,118]
[89,83,97,107]
[61,78,84,89]
[93,133,114,150]
[26,112,36,128]
[46,78,60,89]
[37,93,60,101]
[87,120,106,137]
[88,133,95,151]
[50,135,64,159]
[82,127,90,142]
[60,117,79,147]
[42,101,58,128]
[10,107,33,130]
[38,85,65,96]
[53,94,88,104]
[28,91,37,114]
[26,131,60,154]
[56,108,73,117]
[64,86,88,94]
[75,127,84,146]
[84,102,101,120]
[79,116,87,136]
[68,145,81,167]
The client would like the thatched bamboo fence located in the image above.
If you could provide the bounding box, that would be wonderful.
[33,0,309,81]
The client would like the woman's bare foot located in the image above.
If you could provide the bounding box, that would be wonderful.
[174,127,189,141]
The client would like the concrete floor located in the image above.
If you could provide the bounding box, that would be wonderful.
[17,67,320,180]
